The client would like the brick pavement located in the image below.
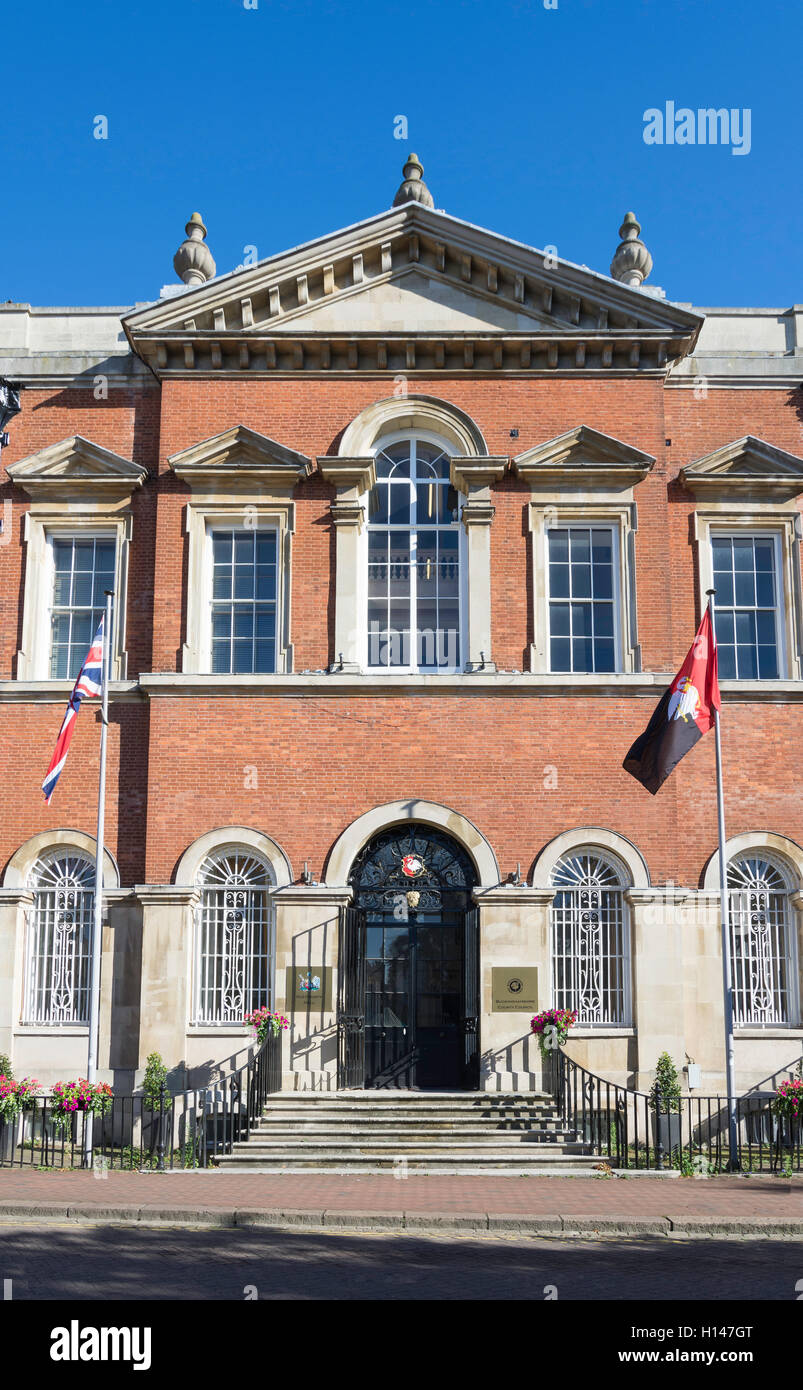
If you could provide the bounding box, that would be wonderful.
[0,1170,801,1235]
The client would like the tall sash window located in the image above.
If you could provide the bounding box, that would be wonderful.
[367,438,462,671]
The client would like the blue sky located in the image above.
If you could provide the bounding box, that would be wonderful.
[2,0,800,308]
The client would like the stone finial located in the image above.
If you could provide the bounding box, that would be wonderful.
[173,212,216,286]
[392,152,435,209]
[610,211,653,288]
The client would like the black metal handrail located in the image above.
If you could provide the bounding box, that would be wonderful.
[548,1048,803,1172]
[0,1028,283,1171]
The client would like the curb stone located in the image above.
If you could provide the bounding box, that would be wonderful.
[235,1208,326,1227]
[0,1202,800,1239]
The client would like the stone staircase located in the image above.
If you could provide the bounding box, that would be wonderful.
[217,1091,600,1174]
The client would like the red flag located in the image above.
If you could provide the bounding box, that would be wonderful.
[623,610,720,794]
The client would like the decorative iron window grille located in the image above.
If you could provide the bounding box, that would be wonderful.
[366,438,462,671]
[349,825,476,917]
[24,851,95,1024]
[193,848,274,1025]
[728,854,797,1026]
[550,851,631,1026]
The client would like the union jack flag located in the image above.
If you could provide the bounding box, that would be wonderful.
[42,619,105,804]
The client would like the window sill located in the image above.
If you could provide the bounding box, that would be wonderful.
[186,1026,253,1036]
[734,1028,803,1039]
[13,1025,89,1036]
[568,1027,636,1039]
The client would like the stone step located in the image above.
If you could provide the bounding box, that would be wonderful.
[262,1093,553,1104]
[256,1110,561,1124]
[217,1151,599,1171]
[227,1138,590,1154]
[250,1123,569,1134]
[260,1104,559,1118]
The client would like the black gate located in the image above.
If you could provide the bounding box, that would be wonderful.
[461,905,480,1090]
[337,905,366,1089]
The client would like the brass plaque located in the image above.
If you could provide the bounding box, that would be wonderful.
[285,965,333,1012]
[492,966,539,1013]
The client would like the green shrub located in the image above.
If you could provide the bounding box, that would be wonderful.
[649,1052,683,1113]
[142,1053,172,1111]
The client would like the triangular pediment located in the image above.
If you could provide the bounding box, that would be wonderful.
[123,204,702,379]
[168,425,310,490]
[6,435,147,498]
[680,436,803,499]
[514,425,655,486]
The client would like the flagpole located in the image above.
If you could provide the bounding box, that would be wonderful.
[706,588,739,1171]
[85,590,113,1168]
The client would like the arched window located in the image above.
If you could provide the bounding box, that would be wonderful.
[193,847,275,1025]
[549,850,631,1026]
[24,850,95,1024]
[366,436,462,671]
[728,853,798,1026]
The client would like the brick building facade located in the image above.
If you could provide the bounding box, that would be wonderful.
[1,159,802,1096]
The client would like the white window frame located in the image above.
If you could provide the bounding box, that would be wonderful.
[19,515,130,680]
[708,528,787,680]
[360,430,468,674]
[202,522,281,676]
[547,849,633,1029]
[544,522,623,675]
[182,503,294,675]
[45,529,119,680]
[530,504,638,674]
[694,509,803,682]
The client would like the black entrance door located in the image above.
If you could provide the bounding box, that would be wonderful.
[364,911,464,1089]
[346,825,479,1091]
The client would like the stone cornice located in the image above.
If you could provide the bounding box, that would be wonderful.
[680,435,803,500]
[318,456,376,495]
[125,330,690,379]
[514,425,656,487]
[473,885,554,904]
[168,424,310,489]
[6,435,147,502]
[123,203,701,344]
[2,673,803,702]
[272,884,353,906]
[450,456,508,494]
[133,884,199,906]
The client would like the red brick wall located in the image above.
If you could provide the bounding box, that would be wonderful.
[0,388,160,678]
[3,373,802,892]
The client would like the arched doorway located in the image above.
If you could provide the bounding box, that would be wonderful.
[341,824,479,1090]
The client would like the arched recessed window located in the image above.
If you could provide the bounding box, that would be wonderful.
[549,850,631,1026]
[193,847,275,1025]
[24,850,95,1024]
[728,853,798,1026]
[366,436,463,671]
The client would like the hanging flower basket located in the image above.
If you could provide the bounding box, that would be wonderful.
[244,1008,290,1048]
[530,1008,578,1055]
[0,1074,41,1122]
[0,1076,41,1162]
[49,1079,113,1135]
[773,1078,803,1119]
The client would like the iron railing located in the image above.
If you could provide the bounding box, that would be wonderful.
[0,1029,282,1171]
[549,1049,803,1172]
